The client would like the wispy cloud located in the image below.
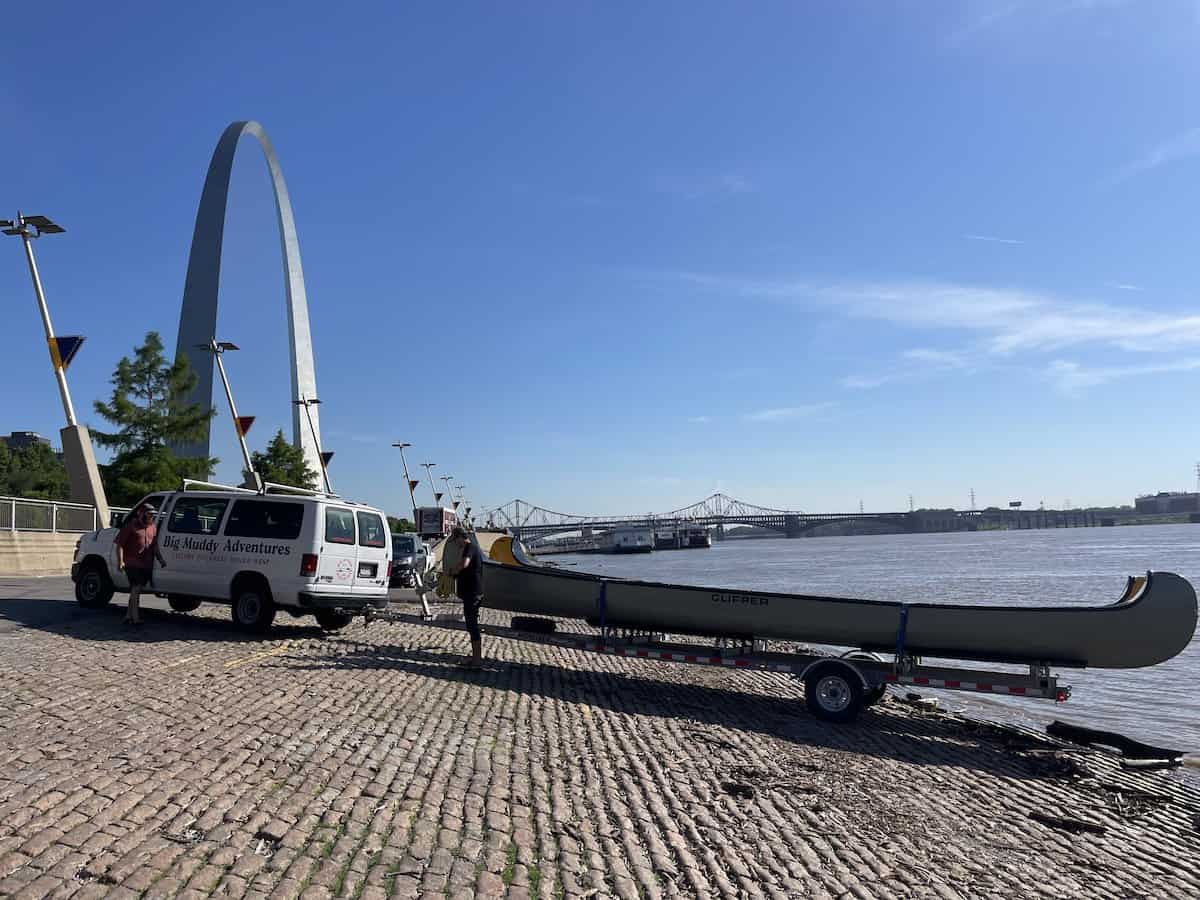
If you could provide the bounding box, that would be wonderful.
[944,3,1022,46]
[842,347,970,390]
[1110,127,1200,184]
[840,374,899,390]
[660,272,1200,356]
[744,402,833,422]
[653,173,754,200]
[946,0,1134,47]
[902,348,969,368]
[686,415,711,424]
[1047,357,1200,392]
[965,233,1024,245]
[1108,282,1142,291]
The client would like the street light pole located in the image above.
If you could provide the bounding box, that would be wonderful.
[391,441,418,522]
[2,212,108,521]
[294,396,332,493]
[421,462,438,505]
[198,340,256,485]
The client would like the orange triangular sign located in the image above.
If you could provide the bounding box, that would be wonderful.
[452,501,461,510]
[435,492,443,503]
[236,416,255,437]
[408,479,421,492]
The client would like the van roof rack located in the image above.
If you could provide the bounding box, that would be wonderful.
[180,478,343,499]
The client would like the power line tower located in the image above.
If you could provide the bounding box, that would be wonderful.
[859,499,864,514]
[1194,461,1199,494]
[908,494,914,512]
[969,488,976,511]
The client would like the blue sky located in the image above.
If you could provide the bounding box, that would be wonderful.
[3,1,1200,518]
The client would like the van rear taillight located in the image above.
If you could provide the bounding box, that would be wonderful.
[300,554,319,577]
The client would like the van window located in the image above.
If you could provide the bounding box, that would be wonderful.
[392,534,416,555]
[168,497,229,536]
[325,508,356,544]
[357,512,387,548]
[224,500,305,540]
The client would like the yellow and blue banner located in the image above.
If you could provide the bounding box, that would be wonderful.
[48,335,84,371]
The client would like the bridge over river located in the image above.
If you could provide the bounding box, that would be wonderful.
[481,494,1099,542]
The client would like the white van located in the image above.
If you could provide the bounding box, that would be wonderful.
[71,481,391,632]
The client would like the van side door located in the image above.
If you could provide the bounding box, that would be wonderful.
[319,506,358,591]
[159,496,230,597]
[109,493,169,590]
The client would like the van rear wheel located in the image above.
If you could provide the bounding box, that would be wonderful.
[231,585,276,633]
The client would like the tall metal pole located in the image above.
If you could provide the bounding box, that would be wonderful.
[18,218,76,425]
[208,341,255,478]
[392,442,418,522]
[421,462,438,505]
[297,396,332,493]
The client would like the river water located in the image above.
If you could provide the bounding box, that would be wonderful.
[552,524,1200,754]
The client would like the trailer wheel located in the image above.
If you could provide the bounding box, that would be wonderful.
[75,563,114,609]
[314,610,353,631]
[804,661,864,723]
[840,651,887,708]
[168,595,202,613]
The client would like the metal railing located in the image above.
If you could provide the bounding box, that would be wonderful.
[1,495,130,534]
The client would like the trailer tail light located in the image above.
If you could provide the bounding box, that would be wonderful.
[300,554,319,577]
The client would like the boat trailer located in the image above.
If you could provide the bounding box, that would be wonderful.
[342,604,1071,723]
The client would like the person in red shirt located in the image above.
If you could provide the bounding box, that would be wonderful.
[116,502,167,626]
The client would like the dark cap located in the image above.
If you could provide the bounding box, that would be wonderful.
[449,525,468,540]
[138,502,157,514]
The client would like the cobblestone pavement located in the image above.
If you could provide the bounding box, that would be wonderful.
[2,578,1199,900]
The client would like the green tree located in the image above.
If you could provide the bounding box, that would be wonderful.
[93,331,215,506]
[387,516,415,533]
[250,430,318,490]
[0,442,69,500]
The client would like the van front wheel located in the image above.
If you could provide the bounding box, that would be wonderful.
[75,564,114,609]
[231,585,276,633]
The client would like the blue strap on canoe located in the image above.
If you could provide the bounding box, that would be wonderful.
[894,605,910,660]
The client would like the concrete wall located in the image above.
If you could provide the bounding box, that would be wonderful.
[0,532,79,577]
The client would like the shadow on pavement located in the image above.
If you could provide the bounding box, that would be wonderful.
[270,638,1066,779]
[0,595,329,642]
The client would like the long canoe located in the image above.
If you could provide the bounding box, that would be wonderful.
[473,534,1197,670]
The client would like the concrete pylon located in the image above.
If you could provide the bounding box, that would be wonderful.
[174,121,322,476]
[60,424,109,526]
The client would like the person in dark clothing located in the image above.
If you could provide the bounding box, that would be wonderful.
[115,502,167,626]
[449,526,484,668]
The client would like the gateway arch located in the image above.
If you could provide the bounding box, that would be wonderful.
[174,120,323,476]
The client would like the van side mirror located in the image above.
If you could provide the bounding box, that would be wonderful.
[109,511,125,528]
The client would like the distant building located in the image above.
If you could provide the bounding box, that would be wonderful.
[0,431,52,452]
[1134,491,1200,514]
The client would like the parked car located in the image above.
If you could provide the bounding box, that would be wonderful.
[389,532,429,587]
[71,482,391,632]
